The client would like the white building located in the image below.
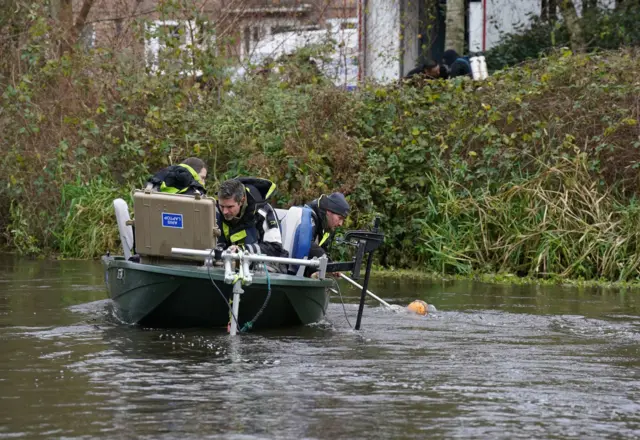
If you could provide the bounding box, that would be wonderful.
[360,0,616,82]
[246,19,359,88]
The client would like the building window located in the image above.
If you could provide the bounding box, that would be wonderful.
[145,20,190,72]
[244,27,251,57]
[271,25,295,34]
[144,20,216,72]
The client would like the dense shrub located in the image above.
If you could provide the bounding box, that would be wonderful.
[486,6,640,71]
[2,9,640,280]
[351,48,640,274]
[485,17,570,71]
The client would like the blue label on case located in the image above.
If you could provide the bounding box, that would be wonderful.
[162,213,183,229]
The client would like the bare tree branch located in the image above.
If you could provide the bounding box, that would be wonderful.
[72,0,96,40]
[85,8,157,25]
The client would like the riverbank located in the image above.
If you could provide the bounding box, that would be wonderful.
[3,247,639,291]
[372,268,640,290]
[2,42,640,282]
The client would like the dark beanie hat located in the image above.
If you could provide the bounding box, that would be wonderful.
[324,192,350,217]
[442,49,459,67]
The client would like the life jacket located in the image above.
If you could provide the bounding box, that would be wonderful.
[305,195,333,250]
[147,164,206,195]
[217,177,278,246]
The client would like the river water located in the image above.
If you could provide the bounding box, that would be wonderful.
[1,255,639,439]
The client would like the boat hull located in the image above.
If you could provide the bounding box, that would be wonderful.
[102,256,332,329]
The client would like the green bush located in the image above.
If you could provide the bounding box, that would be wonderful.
[2,8,640,281]
[350,48,640,274]
[486,17,570,71]
[486,6,640,71]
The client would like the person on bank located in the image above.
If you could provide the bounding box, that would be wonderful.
[305,192,350,264]
[442,49,473,79]
[215,177,287,259]
[404,59,448,81]
[146,157,208,195]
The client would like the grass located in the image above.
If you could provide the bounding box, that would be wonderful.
[53,178,132,259]
[372,268,640,290]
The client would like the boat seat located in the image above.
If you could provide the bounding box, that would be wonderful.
[113,199,134,260]
[275,207,313,273]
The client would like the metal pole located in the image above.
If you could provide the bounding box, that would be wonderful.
[229,279,242,336]
[354,251,374,330]
[354,217,380,330]
[171,248,321,268]
[340,273,392,309]
[238,253,320,267]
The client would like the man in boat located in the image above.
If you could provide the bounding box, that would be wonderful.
[304,192,350,275]
[215,177,287,260]
[146,157,207,195]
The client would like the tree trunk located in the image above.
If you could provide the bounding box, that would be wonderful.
[55,0,73,54]
[445,0,465,55]
[558,0,585,52]
[582,0,598,15]
[52,0,95,54]
[541,0,557,21]
[72,0,96,41]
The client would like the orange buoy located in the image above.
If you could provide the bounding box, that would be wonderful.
[407,300,428,316]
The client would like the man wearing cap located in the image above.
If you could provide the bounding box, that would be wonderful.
[304,193,350,270]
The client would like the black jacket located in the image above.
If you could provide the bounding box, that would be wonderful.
[448,59,472,78]
[147,164,206,195]
[404,63,449,80]
[442,50,472,79]
[305,197,335,257]
[216,177,286,258]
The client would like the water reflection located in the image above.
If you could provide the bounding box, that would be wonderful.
[1,255,640,439]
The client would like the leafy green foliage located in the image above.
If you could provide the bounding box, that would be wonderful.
[485,17,570,71]
[2,5,640,282]
[486,6,640,71]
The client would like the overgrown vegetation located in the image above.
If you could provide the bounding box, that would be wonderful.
[2,3,640,282]
[486,3,640,70]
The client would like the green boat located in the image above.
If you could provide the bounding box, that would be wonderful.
[102,255,333,329]
[103,190,381,332]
